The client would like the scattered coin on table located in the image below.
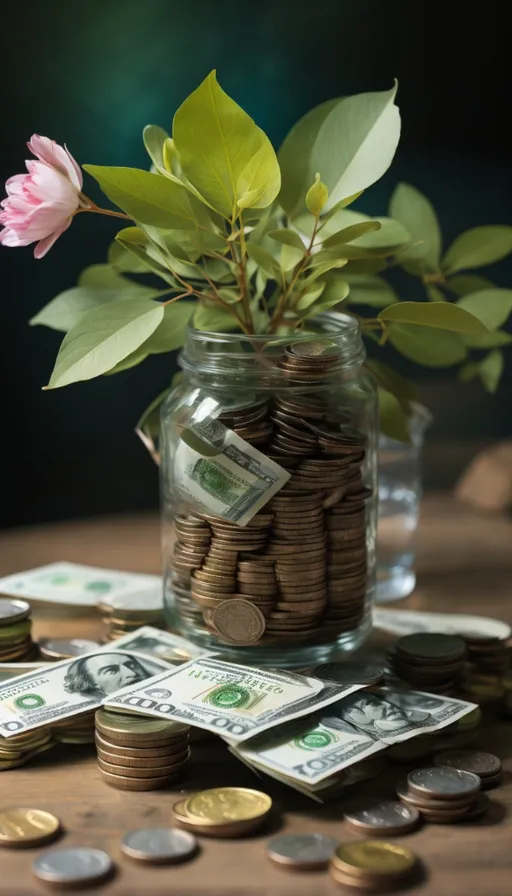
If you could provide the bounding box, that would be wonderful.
[329,840,417,891]
[0,808,61,848]
[344,800,420,836]
[266,833,339,870]
[32,847,114,887]
[38,638,102,661]
[173,787,272,837]
[433,749,502,788]
[311,662,385,686]
[120,827,198,864]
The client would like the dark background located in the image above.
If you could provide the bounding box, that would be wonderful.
[1,0,511,528]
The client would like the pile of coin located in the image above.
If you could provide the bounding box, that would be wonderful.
[38,638,101,662]
[388,633,467,694]
[98,592,165,642]
[0,599,37,662]
[396,766,486,823]
[169,342,372,648]
[329,841,418,891]
[434,749,502,790]
[173,786,272,837]
[344,800,420,837]
[94,708,190,791]
[52,710,96,744]
[0,727,55,772]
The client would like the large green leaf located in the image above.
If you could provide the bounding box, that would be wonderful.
[365,359,417,404]
[478,349,504,393]
[46,298,164,388]
[379,301,488,334]
[30,288,119,333]
[297,208,409,249]
[322,221,381,249]
[445,274,496,296]
[345,275,398,307]
[172,71,280,218]
[83,166,200,230]
[342,258,388,276]
[108,239,154,274]
[389,183,442,272]
[279,84,400,218]
[456,288,512,330]
[460,330,512,349]
[268,229,306,250]
[389,323,467,366]
[108,301,194,372]
[442,226,512,274]
[378,388,411,442]
[193,302,241,332]
[78,265,132,290]
[425,285,446,302]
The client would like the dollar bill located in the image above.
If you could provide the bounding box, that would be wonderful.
[0,562,162,608]
[107,626,212,662]
[103,655,364,742]
[0,650,170,737]
[173,404,290,527]
[374,608,511,641]
[232,687,476,786]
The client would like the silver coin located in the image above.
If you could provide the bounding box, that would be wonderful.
[407,766,481,799]
[100,591,163,615]
[32,847,114,884]
[0,599,31,624]
[311,661,385,685]
[121,827,197,864]
[38,638,101,658]
[344,799,420,833]
[266,833,339,869]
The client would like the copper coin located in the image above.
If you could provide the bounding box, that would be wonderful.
[97,757,188,778]
[98,769,178,790]
[94,732,189,759]
[433,750,501,779]
[97,747,190,769]
[212,599,266,645]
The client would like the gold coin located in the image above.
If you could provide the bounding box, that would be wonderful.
[99,768,179,791]
[0,808,61,848]
[97,746,190,769]
[95,709,189,744]
[97,757,188,778]
[94,731,188,759]
[331,841,416,878]
[183,787,272,825]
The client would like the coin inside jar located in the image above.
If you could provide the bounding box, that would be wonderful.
[211,599,266,645]
[266,833,339,870]
[407,767,481,799]
[344,800,420,836]
[0,809,61,848]
[120,828,197,864]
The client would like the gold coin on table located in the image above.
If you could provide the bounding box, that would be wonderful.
[0,808,61,848]
[331,841,416,879]
[95,709,189,743]
[99,769,178,791]
[183,787,272,825]
[211,599,266,646]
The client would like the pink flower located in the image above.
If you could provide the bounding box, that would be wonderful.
[0,135,83,258]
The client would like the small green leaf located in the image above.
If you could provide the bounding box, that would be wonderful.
[280,243,304,272]
[458,361,479,383]
[83,166,199,230]
[216,288,242,304]
[304,258,348,283]
[378,388,411,442]
[193,302,241,332]
[456,288,512,330]
[445,274,496,296]
[323,220,381,249]
[108,240,152,274]
[389,183,442,272]
[366,359,417,404]
[460,330,512,349]
[379,301,488,334]
[316,274,351,306]
[141,301,194,353]
[143,125,170,172]
[46,298,164,388]
[426,284,446,302]
[295,282,326,310]
[116,238,176,283]
[246,242,283,280]
[389,323,467,367]
[305,174,329,215]
[78,265,130,290]
[173,70,280,218]
[268,229,306,250]
[342,258,388,275]
[345,275,398,308]
[478,349,504,393]
[442,225,512,274]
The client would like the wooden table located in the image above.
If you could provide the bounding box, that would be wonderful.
[1,494,512,895]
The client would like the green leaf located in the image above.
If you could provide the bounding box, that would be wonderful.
[268,229,306,250]
[78,265,131,290]
[458,361,479,383]
[30,287,119,333]
[345,275,398,307]
[116,237,177,283]
[379,301,488,334]
[143,125,170,172]
[456,288,512,330]
[389,323,467,367]
[342,258,388,276]
[426,285,446,302]
[108,239,153,275]
[246,242,283,280]
[318,209,409,249]
[305,174,329,215]
[295,281,326,310]
[193,302,241,332]
[442,226,512,274]
[479,349,504,393]
[304,258,348,283]
[140,301,194,353]
[172,70,280,218]
[323,220,382,249]
[83,166,199,230]
[366,359,417,403]
[445,274,496,296]
[105,347,149,375]
[315,274,351,307]
[389,183,442,272]
[460,330,512,349]
[378,388,411,442]
[46,298,164,388]
[279,84,400,218]
[280,243,304,272]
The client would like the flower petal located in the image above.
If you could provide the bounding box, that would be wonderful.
[33,220,71,258]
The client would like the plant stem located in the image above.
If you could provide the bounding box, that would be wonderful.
[270,215,320,333]
[76,195,132,220]
[230,212,253,333]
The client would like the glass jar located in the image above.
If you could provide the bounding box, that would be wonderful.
[160,313,378,668]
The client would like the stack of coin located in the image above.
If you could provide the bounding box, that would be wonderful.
[169,341,372,648]
[95,708,190,791]
[388,633,467,694]
[0,599,37,662]
[396,766,485,823]
[52,710,96,744]
[461,634,510,700]
[434,749,502,790]
[38,638,101,661]
[98,592,165,642]
[344,800,421,837]
[0,727,55,772]
[172,787,272,837]
[329,841,418,891]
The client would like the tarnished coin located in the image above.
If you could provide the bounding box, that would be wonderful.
[0,599,31,625]
[396,633,467,663]
[38,638,101,660]
[407,767,481,799]
[32,847,114,886]
[331,840,416,879]
[433,749,501,779]
[266,833,339,870]
[344,800,420,836]
[0,809,61,848]
[184,787,272,825]
[312,662,385,686]
[121,827,197,864]
[212,599,266,645]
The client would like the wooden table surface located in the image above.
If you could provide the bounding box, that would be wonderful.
[1,494,512,896]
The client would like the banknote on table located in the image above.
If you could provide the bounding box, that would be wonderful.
[103,655,364,742]
[374,608,511,641]
[106,626,212,662]
[232,687,477,790]
[174,401,290,527]
[0,650,170,737]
